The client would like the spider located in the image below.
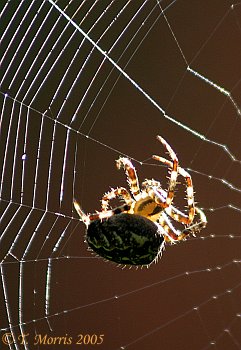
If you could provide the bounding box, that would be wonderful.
[74,135,207,266]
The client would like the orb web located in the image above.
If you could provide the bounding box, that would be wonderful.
[0,1,241,349]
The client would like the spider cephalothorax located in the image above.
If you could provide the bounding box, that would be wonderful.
[74,135,207,266]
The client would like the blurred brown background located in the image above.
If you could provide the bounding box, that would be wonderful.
[0,1,241,349]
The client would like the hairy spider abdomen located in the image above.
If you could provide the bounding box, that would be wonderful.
[87,213,164,265]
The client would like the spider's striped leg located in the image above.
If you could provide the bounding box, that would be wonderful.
[74,199,90,225]
[74,199,130,226]
[152,136,178,208]
[157,212,182,243]
[142,179,167,209]
[166,207,207,242]
[152,156,195,225]
[101,187,133,211]
[158,208,206,243]
[173,207,207,241]
[116,157,140,200]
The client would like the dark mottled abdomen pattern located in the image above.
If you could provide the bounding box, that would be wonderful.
[87,213,164,265]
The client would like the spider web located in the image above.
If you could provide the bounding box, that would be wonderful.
[0,1,241,349]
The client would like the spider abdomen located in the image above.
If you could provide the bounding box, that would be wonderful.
[87,213,164,266]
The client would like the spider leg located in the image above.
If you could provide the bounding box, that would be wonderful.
[101,187,133,211]
[151,136,178,208]
[142,178,167,209]
[142,178,195,225]
[158,207,207,243]
[157,212,180,243]
[74,199,130,226]
[152,156,195,225]
[74,199,90,225]
[116,157,140,200]
[165,205,191,225]
[180,207,207,238]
